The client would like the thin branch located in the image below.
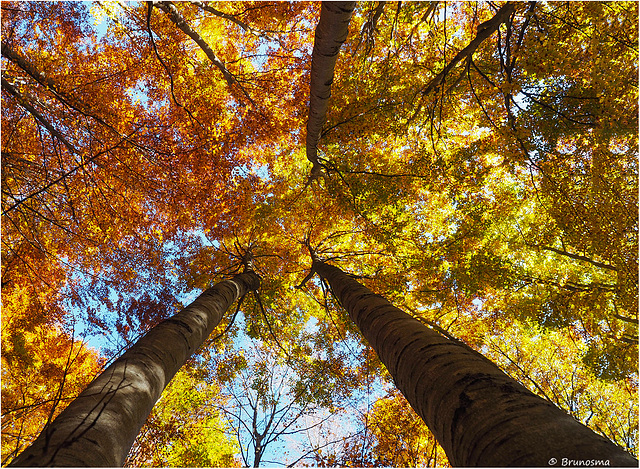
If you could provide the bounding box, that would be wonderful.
[2,40,158,160]
[253,291,290,359]
[146,2,206,128]
[2,129,138,215]
[205,292,248,344]
[422,2,515,97]
[353,1,386,56]
[155,1,257,108]
[189,0,270,39]
[534,245,618,272]
[1,77,78,155]
[155,1,233,83]
[490,340,555,403]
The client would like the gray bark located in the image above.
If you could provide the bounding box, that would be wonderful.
[313,259,637,467]
[306,2,356,178]
[9,271,260,467]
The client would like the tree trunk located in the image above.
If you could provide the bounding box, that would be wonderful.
[9,271,260,467]
[306,1,356,177]
[313,260,637,467]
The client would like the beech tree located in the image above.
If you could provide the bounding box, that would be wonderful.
[9,270,259,467]
[2,1,637,467]
[306,1,356,179]
[311,258,636,466]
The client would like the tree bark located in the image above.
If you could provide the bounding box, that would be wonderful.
[9,271,260,467]
[306,2,356,178]
[313,259,637,467]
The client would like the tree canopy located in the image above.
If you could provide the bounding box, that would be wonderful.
[2,1,638,466]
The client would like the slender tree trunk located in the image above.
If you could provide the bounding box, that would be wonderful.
[9,271,260,467]
[313,260,637,467]
[306,2,356,177]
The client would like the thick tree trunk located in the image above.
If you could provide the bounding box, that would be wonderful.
[313,260,637,467]
[9,272,260,467]
[306,2,356,177]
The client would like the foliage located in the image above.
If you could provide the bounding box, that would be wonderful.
[488,319,639,455]
[125,366,239,467]
[1,320,102,465]
[1,0,637,465]
[315,388,450,467]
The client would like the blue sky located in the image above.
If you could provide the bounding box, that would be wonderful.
[58,4,392,465]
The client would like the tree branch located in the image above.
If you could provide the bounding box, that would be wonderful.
[535,245,618,272]
[2,129,138,216]
[1,76,78,155]
[154,1,234,84]
[421,2,516,97]
[154,1,257,107]
[189,1,268,39]
[353,1,385,56]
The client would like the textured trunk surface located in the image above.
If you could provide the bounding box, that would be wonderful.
[306,1,355,175]
[10,272,260,467]
[314,260,636,467]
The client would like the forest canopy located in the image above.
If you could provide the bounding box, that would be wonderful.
[1,1,638,466]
